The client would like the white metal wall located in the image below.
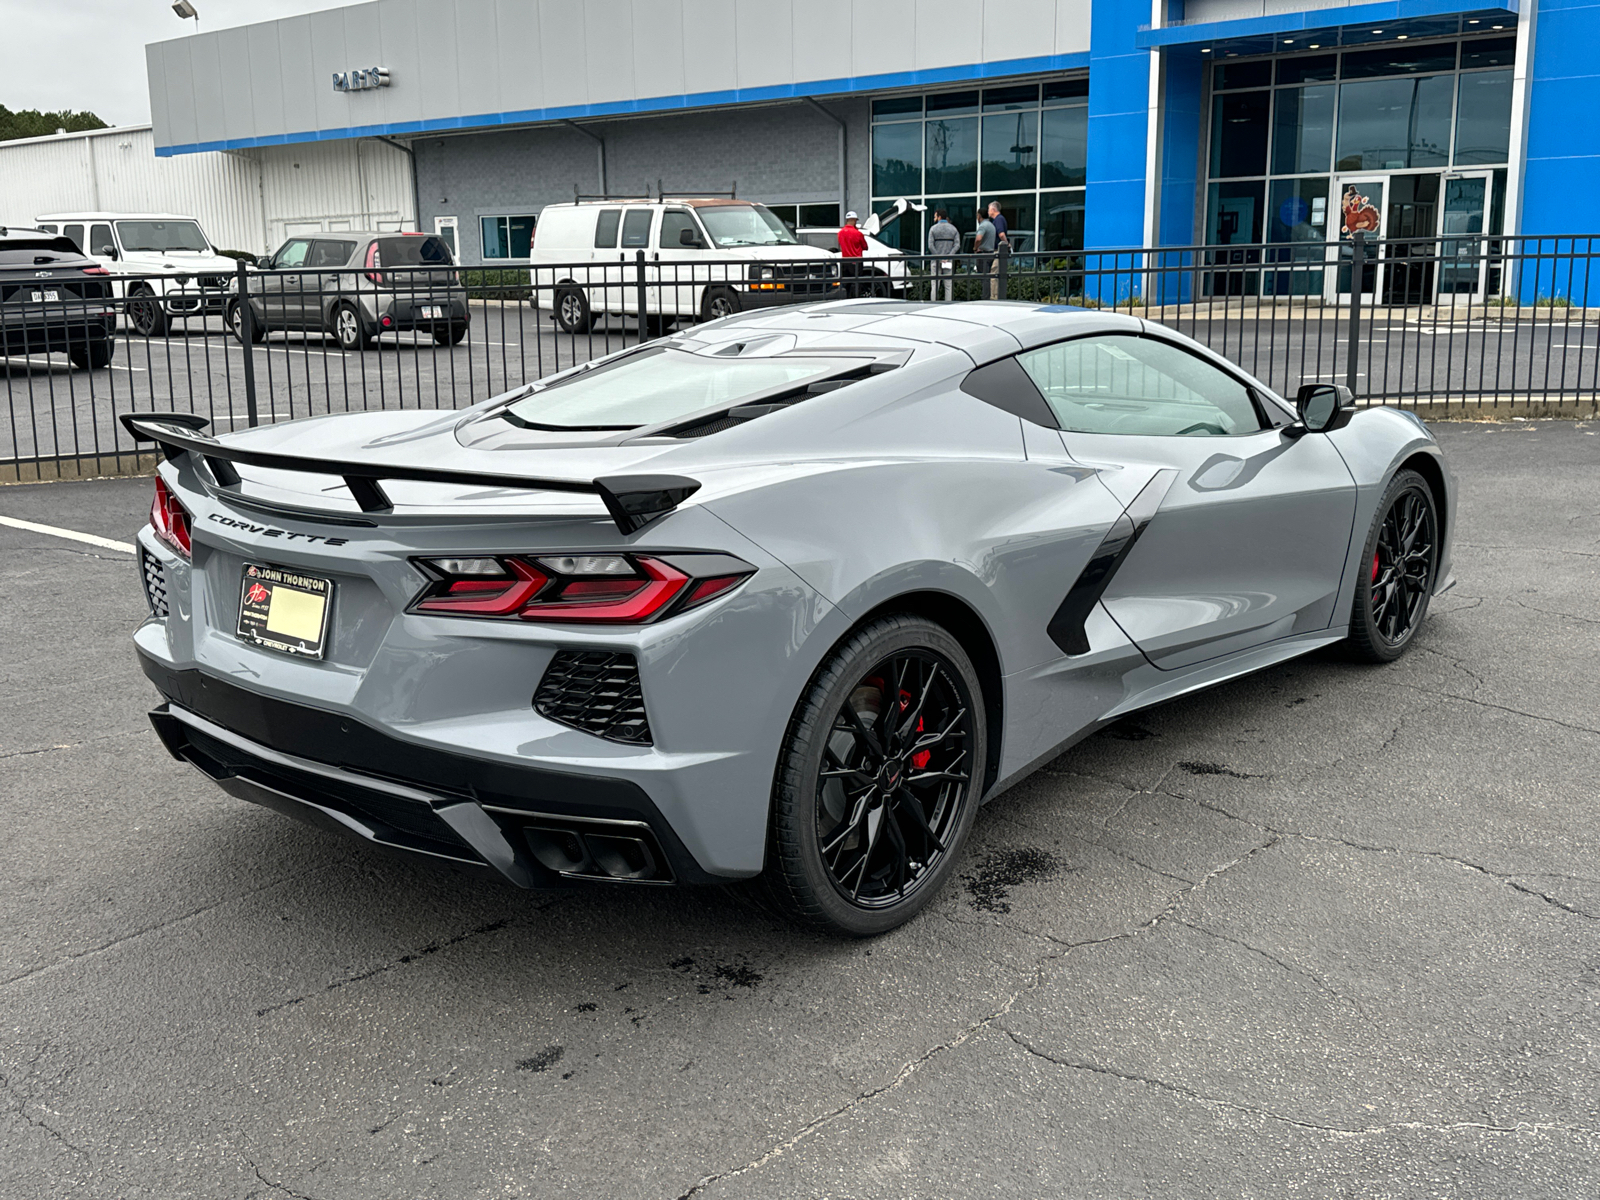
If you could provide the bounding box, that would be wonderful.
[0,125,414,255]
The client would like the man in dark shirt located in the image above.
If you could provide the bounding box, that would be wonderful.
[984,202,1008,299]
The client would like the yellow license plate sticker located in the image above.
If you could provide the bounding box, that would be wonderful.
[265,586,326,642]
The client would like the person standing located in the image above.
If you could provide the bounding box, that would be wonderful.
[973,209,997,299]
[985,201,1008,300]
[838,210,868,297]
[926,209,959,301]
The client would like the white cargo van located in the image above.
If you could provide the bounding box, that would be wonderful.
[529,199,840,332]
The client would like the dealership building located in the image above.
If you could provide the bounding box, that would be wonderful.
[118,0,1594,301]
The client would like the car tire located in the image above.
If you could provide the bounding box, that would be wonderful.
[432,324,468,346]
[700,287,740,323]
[127,285,166,338]
[1346,468,1439,663]
[762,614,986,937]
[554,287,593,334]
[332,303,372,351]
[67,339,114,370]
[227,300,266,345]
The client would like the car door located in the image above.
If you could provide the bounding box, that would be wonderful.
[259,238,312,328]
[613,207,656,316]
[1016,332,1358,670]
[655,208,707,318]
[307,238,356,330]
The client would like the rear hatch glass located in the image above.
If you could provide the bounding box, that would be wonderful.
[374,236,454,266]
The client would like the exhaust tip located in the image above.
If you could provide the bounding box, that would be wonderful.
[522,822,672,884]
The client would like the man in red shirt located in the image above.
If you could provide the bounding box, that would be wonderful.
[837,211,867,296]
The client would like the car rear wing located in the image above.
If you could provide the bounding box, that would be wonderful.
[119,412,699,535]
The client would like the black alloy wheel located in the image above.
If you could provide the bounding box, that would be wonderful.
[1348,468,1439,662]
[765,615,985,936]
[127,285,166,337]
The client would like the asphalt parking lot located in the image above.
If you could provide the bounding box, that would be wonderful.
[3,419,1598,1198]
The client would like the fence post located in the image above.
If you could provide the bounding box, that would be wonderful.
[635,250,648,344]
[235,258,260,428]
[1345,231,1365,396]
[997,241,1010,301]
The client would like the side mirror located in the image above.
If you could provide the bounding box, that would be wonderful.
[100,246,118,260]
[1292,383,1353,435]
[257,255,274,270]
[678,228,705,248]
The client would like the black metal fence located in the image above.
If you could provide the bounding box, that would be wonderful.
[4,233,1596,481]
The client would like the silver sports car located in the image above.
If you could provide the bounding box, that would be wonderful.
[126,300,1454,936]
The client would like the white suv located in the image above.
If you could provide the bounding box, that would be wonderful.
[529,199,839,333]
[35,212,240,337]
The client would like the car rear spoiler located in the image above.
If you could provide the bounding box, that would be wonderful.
[118,412,699,535]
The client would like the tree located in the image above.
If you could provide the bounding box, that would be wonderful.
[0,105,108,143]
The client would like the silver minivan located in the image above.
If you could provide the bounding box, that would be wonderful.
[529,199,840,333]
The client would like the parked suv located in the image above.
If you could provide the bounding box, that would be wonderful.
[227,231,469,351]
[35,211,239,337]
[0,226,118,368]
[529,199,839,333]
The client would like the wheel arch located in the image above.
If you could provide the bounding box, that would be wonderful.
[850,589,1004,796]
[1397,449,1448,558]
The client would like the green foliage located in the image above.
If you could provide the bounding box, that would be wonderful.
[1534,295,1572,308]
[0,105,108,143]
[460,267,531,300]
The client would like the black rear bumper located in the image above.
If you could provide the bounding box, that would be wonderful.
[138,652,716,888]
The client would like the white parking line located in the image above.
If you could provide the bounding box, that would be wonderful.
[0,514,136,554]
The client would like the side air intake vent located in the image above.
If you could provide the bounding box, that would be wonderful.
[140,547,169,618]
[534,651,652,744]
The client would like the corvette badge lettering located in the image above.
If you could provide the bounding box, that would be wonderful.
[208,513,349,546]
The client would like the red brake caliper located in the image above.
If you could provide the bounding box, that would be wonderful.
[899,689,931,770]
[1372,552,1381,584]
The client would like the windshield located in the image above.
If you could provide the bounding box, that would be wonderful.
[503,347,849,430]
[696,205,799,248]
[114,220,210,253]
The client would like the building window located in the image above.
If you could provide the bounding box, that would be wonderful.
[1203,32,1517,298]
[765,203,843,230]
[870,76,1088,254]
[481,214,535,260]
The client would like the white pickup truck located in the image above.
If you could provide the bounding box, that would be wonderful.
[34,212,241,336]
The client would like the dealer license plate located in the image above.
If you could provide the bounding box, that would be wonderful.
[29,290,61,303]
[237,564,333,659]
[420,305,443,319]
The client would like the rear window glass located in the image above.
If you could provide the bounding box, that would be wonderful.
[0,238,83,265]
[594,209,620,248]
[503,347,854,430]
[373,236,453,266]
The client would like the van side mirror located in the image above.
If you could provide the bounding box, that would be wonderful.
[1292,383,1354,435]
[678,227,705,248]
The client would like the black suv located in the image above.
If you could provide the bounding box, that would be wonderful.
[0,227,117,369]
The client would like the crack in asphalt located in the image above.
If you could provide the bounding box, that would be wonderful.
[1164,789,1600,922]
[0,868,326,991]
[1509,598,1600,627]
[1178,920,1374,1021]
[247,1159,322,1200]
[671,838,1282,1198]
[0,728,144,761]
[999,1029,1575,1140]
[1391,682,1600,738]
[0,1067,90,1159]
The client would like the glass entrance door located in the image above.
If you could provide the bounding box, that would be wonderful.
[1330,178,1385,299]
[1437,173,1493,301]
[1382,174,1441,305]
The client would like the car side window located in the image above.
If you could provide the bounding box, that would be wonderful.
[594,209,620,248]
[89,224,114,256]
[1016,335,1264,437]
[63,224,85,251]
[274,239,312,269]
[659,210,701,248]
[309,240,355,268]
[620,209,653,249]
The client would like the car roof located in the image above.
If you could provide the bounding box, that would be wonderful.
[543,199,763,209]
[705,299,1145,360]
[36,212,203,222]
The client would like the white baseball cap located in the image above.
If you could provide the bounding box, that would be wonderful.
[844,211,859,221]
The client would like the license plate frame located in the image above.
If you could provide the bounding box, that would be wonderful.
[237,563,334,660]
[29,289,61,303]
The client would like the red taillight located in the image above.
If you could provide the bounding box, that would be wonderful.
[410,554,752,624]
[150,478,192,559]
[364,240,382,285]
[81,265,111,276]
